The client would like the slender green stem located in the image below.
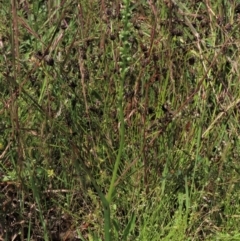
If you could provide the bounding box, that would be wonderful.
[107,0,130,203]
[107,87,125,203]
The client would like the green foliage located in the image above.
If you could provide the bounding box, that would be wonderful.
[1,0,240,240]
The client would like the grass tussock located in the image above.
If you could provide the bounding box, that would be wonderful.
[1,0,240,240]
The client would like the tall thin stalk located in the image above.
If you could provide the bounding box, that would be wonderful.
[107,0,131,203]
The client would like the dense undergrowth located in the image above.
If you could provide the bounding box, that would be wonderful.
[1,0,240,240]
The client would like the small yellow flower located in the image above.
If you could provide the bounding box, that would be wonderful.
[47,169,54,178]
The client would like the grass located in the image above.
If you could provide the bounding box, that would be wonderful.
[1,0,240,240]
